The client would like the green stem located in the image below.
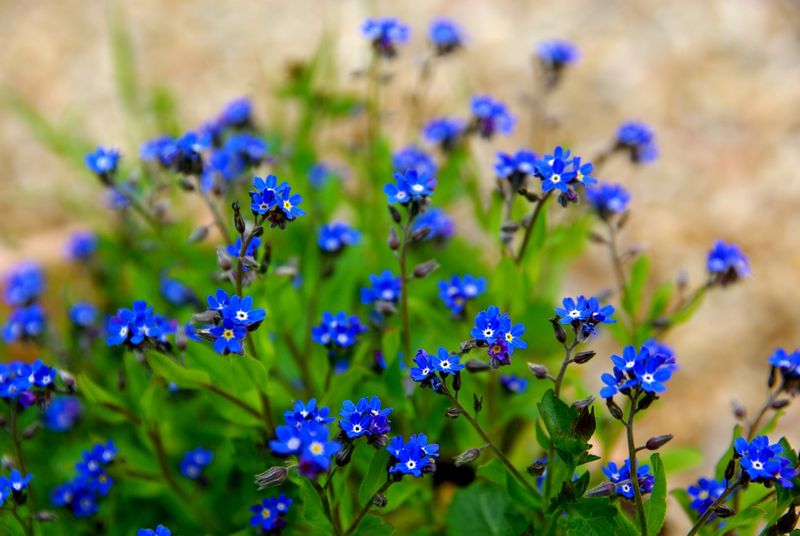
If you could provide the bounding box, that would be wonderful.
[445,392,538,496]
[624,393,648,536]
[10,404,26,474]
[606,218,637,343]
[553,334,579,397]
[398,212,414,362]
[99,401,143,426]
[344,480,393,536]
[311,479,342,535]
[199,187,232,244]
[10,506,32,536]
[515,190,553,265]
[199,382,262,420]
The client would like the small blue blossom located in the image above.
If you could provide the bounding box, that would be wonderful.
[339,396,393,439]
[362,18,410,58]
[7,470,32,493]
[410,349,443,392]
[318,222,361,253]
[3,304,46,343]
[600,344,675,399]
[270,400,340,478]
[393,146,438,178]
[66,231,98,261]
[206,289,230,312]
[159,275,196,308]
[106,301,163,347]
[537,153,576,193]
[634,357,673,394]
[277,187,306,221]
[586,183,631,218]
[471,306,511,343]
[769,348,800,379]
[423,118,464,150]
[384,169,437,205]
[308,163,332,189]
[471,306,525,367]
[536,40,579,68]
[172,131,209,174]
[43,396,83,432]
[361,271,402,306]
[429,18,465,55]
[209,318,246,355]
[179,447,213,479]
[250,494,292,532]
[431,347,464,375]
[219,97,252,128]
[224,132,268,166]
[734,436,794,487]
[603,459,654,499]
[495,150,538,180]
[221,294,266,328]
[687,477,726,515]
[85,147,121,178]
[470,95,515,138]
[312,312,368,348]
[140,136,177,167]
[616,121,658,163]
[500,374,529,394]
[387,434,439,478]
[707,240,750,285]
[438,274,486,315]
[4,262,45,306]
[571,157,598,186]
[555,296,590,324]
[411,208,454,241]
[250,175,288,215]
[137,526,171,536]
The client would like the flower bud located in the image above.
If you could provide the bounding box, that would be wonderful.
[606,398,624,420]
[452,371,462,392]
[366,434,390,450]
[526,458,547,477]
[645,434,673,451]
[22,422,40,440]
[188,225,209,243]
[573,350,596,364]
[572,397,595,410]
[549,318,567,344]
[776,505,798,533]
[192,310,220,324]
[724,458,736,481]
[59,370,76,391]
[637,393,656,411]
[35,511,58,522]
[473,394,483,413]
[387,228,400,250]
[232,201,246,235]
[731,400,747,420]
[413,261,439,279]
[518,188,539,203]
[335,441,355,467]
[252,226,265,238]
[372,494,388,508]
[410,227,431,242]
[460,339,478,355]
[465,358,490,372]
[422,459,437,474]
[454,448,482,467]
[585,481,616,497]
[445,407,463,419]
[528,363,549,379]
[254,466,290,489]
[388,206,402,224]
[216,248,233,271]
[769,366,777,388]
[772,399,791,410]
[500,221,519,233]
[714,505,736,518]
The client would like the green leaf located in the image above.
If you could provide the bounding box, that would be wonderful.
[644,453,667,536]
[446,482,528,536]
[561,497,621,536]
[353,515,394,536]
[146,352,210,388]
[648,281,674,321]
[538,389,588,465]
[720,505,766,532]
[358,449,391,506]
[661,446,704,474]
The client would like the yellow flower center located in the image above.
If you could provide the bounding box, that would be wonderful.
[492,344,503,354]
[261,508,271,518]
[505,332,513,342]
[283,200,292,210]
[310,442,324,455]
[222,329,234,340]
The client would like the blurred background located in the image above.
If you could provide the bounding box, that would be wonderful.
[2,0,800,531]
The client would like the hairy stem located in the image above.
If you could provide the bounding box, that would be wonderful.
[624,393,648,536]
[311,479,342,535]
[515,190,553,265]
[553,334,580,397]
[345,480,393,536]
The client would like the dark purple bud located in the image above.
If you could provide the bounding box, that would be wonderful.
[454,448,482,467]
[410,227,431,242]
[22,422,40,440]
[637,393,656,411]
[335,441,355,467]
[216,248,233,271]
[769,366,777,388]
[772,399,791,410]
[606,398,624,420]
[528,363,549,379]
[445,407,463,419]
[254,466,290,489]
[465,358,490,372]
[500,221,519,233]
[776,505,798,533]
[616,210,630,230]
[366,433,390,450]
[724,458,736,481]
[473,394,483,413]
[372,494,388,508]
[645,434,673,451]
[192,310,220,324]
[252,226,264,238]
[731,400,747,420]
[413,260,439,279]
[374,300,397,316]
[518,188,539,202]
[388,205,402,224]
[188,225,209,243]
[526,459,547,477]
[573,350,596,364]
[232,201,246,236]
[460,339,479,355]
[422,458,437,474]
[452,371,462,392]
[18,391,36,408]
[574,404,596,440]
[388,228,400,250]
[714,505,736,518]
[550,318,567,344]
[585,481,616,497]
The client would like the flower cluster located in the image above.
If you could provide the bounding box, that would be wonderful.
[536,40,579,69]
[318,222,361,254]
[393,145,438,178]
[554,295,616,337]
[469,95,515,138]
[429,18,465,55]
[311,312,368,349]
[586,183,631,218]
[686,477,726,515]
[769,348,800,394]
[196,289,266,355]
[0,359,56,404]
[438,274,486,315]
[249,175,305,229]
[2,262,47,343]
[707,240,750,286]
[600,344,675,399]
[106,300,175,350]
[179,447,214,480]
[616,121,658,164]
[0,470,32,507]
[250,494,292,533]
[387,434,439,478]
[52,441,118,517]
[138,526,171,536]
[500,374,529,394]
[411,208,454,241]
[602,459,654,499]
[362,17,410,58]
[43,396,83,432]
[423,117,464,151]
[269,400,340,478]
[384,169,437,205]
[338,396,392,441]
[361,271,402,308]
[69,302,97,329]
[734,436,795,488]
[66,231,98,261]
[85,147,121,181]
[495,149,537,185]
[471,306,527,367]
[538,146,597,196]
[410,348,464,392]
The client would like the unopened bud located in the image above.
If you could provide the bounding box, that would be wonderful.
[714,505,736,518]
[192,310,220,324]
[616,211,630,230]
[232,201,246,235]
[465,358,490,372]
[606,398,624,420]
[550,318,567,344]
[22,422,40,440]
[35,511,58,522]
[772,399,791,410]
[776,505,798,533]
[768,366,777,388]
[518,188,539,202]
[216,248,233,271]
[336,441,355,467]
[413,261,439,279]
[586,481,617,497]
[372,494,388,508]
[388,206,402,224]
[473,394,483,413]
[58,370,76,391]
[410,227,431,242]
[422,459,437,474]
[573,350,596,364]
[572,397,594,410]
[574,405,596,440]
[241,255,260,270]
[188,225,209,243]
[252,226,264,238]
[731,400,747,420]
[453,371,461,392]
[637,393,656,411]
[724,458,736,481]
[528,363,549,379]
[366,434,390,450]
[454,448,482,467]
[459,339,479,355]
[387,228,400,250]
[526,458,547,477]
[500,221,519,233]
[374,300,397,316]
[445,407,462,419]
[254,466,290,489]
[645,434,673,451]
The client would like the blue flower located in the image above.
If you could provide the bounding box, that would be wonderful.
[769,348,800,379]
[411,208,454,241]
[707,240,750,285]
[219,97,252,128]
[140,136,177,167]
[409,349,442,392]
[206,289,230,312]
[4,262,45,306]
[226,236,261,260]
[571,157,598,186]
[432,347,464,375]
[318,222,361,253]
[495,150,538,180]
[634,357,673,394]
[735,436,793,486]
[601,344,676,399]
[429,18,465,55]
[159,275,196,308]
[616,121,658,163]
[471,306,511,343]
[43,396,83,432]
[209,318,246,355]
[586,183,631,217]
[179,447,213,479]
[362,18,410,58]
[311,312,368,348]
[423,118,464,150]
[250,494,292,532]
[438,274,486,315]
[537,154,576,193]
[308,163,332,189]
[500,374,529,394]
[224,133,268,166]
[361,271,402,306]
[393,146,438,178]
[85,147,121,178]
[536,40,579,68]
[554,296,590,324]
[603,459,654,499]
[172,131,209,174]
[8,470,32,493]
[384,169,437,205]
[221,294,266,328]
[137,526,171,536]
[387,434,439,478]
[339,397,393,439]
[106,301,162,347]
[66,231,98,261]
[582,297,617,336]
[687,477,726,515]
[250,175,288,215]
[277,187,306,220]
[470,95,515,138]
[284,399,333,427]
[611,346,647,373]
[3,304,46,343]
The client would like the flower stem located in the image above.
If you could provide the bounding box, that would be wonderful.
[344,480,393,536]
[687,480,742,536]
[444,391,538,496]
[199,382,262,420]
[311,478,342,535]
[398,212,415,363]
[605,219,637,343]
[199,187,232,244]
[515,190,553,265]
[624,393,648,536]
[553,334,579,397]
[10,403,27,474]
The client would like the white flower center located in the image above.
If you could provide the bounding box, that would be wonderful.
[483,328,494,338]
[752,461,763,470]
[236,311,248,320]
[551,174,561,183]
[440,361,450,369]
[287,438,301,450]
[411,184,424,193]
[642,374,654,383]
[406,460,416,470]
[421,368,430,375]
[352,425,362,433]
[381,289,394,300]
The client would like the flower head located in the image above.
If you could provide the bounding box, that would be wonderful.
[411,208,454,241]
[270,400,340,478]
[393,146,438,178]
[586,183,631,218]
[361,271,402,306]
[429,18,465,55]
[250,494,293,532]
[4,262,45,306]
[219,97,252,129]
[66,232,98,261]
[616,121,658,163]
[500,374,529,394]
[312,312,368,349]
[209,318,247,355]
[384,169,437,205]
[362,18,410,58]
[85,147,121,179]
[734,436,794,487]
[318,222,361,253]
[339,396,393,439]
[137,526,171,536]
[707,240,750,285]
[536,40,579,69]
[438,274,486,315]
[687,477,726,515]
[600,344,675,399]
[470,96,515,138]
[179,447,213,479]
[387,434,439,478]
[3,304,46,343]
[43,396,83,432]
[603,459,654,499]
[423,118,464,151]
